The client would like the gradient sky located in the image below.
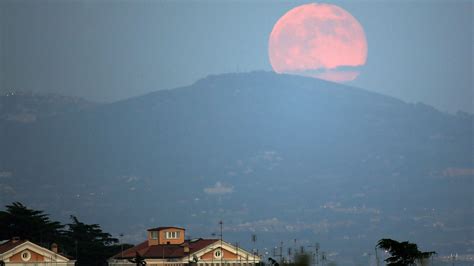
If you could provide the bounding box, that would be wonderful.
[0,0,472,113]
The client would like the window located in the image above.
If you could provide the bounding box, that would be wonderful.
[21,250,31,262]
[165,231,181,239]
[151,231,158,239]
[214,249,222,259]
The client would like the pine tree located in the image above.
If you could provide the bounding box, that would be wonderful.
[0,202,63,247]
[377,238,436,265]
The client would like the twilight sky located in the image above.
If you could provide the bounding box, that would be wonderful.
[0,0,472,113]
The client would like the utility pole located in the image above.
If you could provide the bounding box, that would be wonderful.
[321,252,326,266]
[75,240,78,261]
[251,234,257,266]
[314,243,319,266]
[287,247,292,263]
[120,233,124,259]
[280,242,283,263]
[273,242,283,264]
[306,242,319,266]
[219,221,223,266]
[294,239,297,256]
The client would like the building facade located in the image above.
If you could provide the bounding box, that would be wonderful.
[109,226,260,266]
[0,238,75,265]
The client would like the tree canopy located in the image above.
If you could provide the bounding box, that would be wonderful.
[0,202,63,246]
[377,238,436,265]
[61,215,119,266]
[0,202,125,266]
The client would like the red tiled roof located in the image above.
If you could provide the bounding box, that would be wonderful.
[147,226,185,231]
[0,239,72,259]
[112,239,218,259]
[0,239,27,254]
[189,239,218,252]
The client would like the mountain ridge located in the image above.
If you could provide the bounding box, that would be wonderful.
[0,71,472,264]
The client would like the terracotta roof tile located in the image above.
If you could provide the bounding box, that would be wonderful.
[112,239,218,259]
[147,226,185,231]
[0,240,27,254]
[0,239,73,261]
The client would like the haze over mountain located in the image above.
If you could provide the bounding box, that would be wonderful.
[1,72,472,264]
[0,90,97,123]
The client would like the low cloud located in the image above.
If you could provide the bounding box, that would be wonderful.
[0,171,13,178]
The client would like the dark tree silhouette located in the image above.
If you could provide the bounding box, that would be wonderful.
[0,202,131,265]
[62,215,119,266]
[128,251,147,265]
[293,252,311,266]
[377,238,436,265]
[0,202,63,247]
[268,257,280,266]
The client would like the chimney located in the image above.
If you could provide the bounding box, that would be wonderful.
[11,237,20,243]
[183,243,190,253]
[51,243,58,253]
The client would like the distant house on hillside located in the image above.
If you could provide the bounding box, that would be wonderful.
[0,238,75,265]
[108,226,260,266]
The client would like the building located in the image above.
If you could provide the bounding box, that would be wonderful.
[109,226,260,266]
[0,238,75,265]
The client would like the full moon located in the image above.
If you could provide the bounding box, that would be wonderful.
[268,3,368,83]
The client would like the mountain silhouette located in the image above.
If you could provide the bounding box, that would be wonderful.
[1,71,472,262]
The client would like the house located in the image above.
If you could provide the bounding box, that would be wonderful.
[109,226,260,266]
[0,237,75,265]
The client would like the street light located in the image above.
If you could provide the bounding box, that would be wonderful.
[119,233,124,260]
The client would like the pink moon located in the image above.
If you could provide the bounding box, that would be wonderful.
[268,3,368,83]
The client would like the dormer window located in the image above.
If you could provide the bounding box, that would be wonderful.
[165,231,180,239]
[151,231,158,239]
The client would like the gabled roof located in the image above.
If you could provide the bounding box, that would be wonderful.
[0,239,27,254]
[0,239,72,262]
[112,238,218,259]
[147,226,185,231]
